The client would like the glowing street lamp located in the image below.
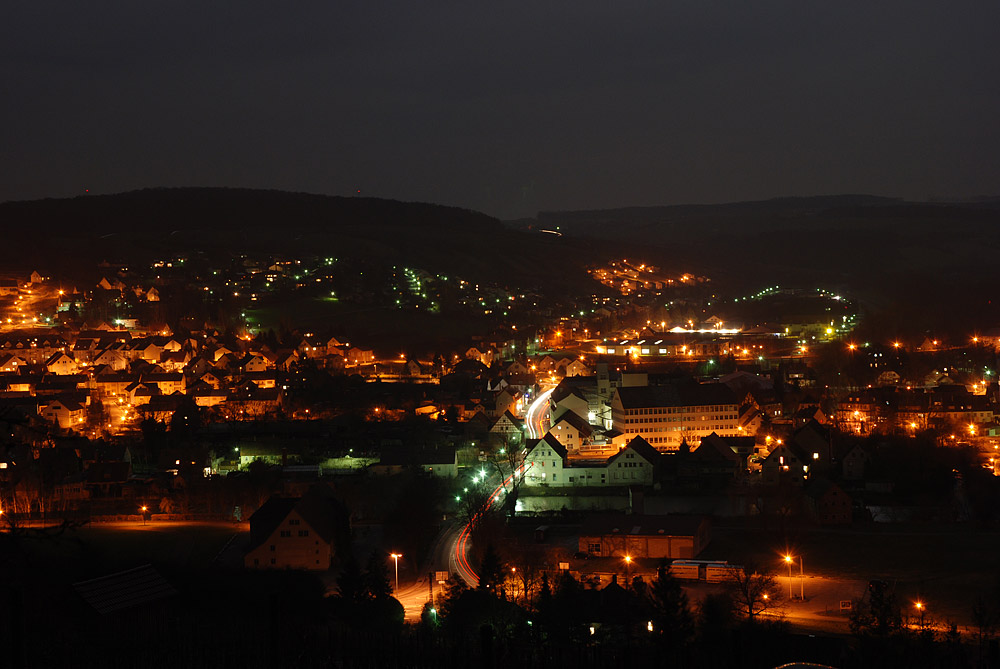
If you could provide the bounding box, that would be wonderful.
[784,554,794,599]
[390,553,402,592]
[140,505,148,526]
[915,601,925,628]
[624,555,633,585]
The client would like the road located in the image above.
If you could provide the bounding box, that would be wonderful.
[524,387,553,439]
[395,392,549,622]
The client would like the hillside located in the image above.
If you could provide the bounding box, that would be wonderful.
[529,195,1000,335]
[0,188,605,292]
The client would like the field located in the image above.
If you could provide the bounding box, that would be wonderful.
[6,521,246,584]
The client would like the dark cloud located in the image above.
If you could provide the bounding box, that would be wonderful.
[2,1,998,218]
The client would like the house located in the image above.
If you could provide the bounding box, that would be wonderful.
[93,345,129,371]
[760,442,810,485]
[41,398,87,429]
[805,480,853,525]
[244,489,343,570]
[146,287,160,302]
[564,359,591,378]
[346,347,375,366]
[371,447,459,478]
[493,387,521,419]
[506,360,529,376]
[45,352,79,375]
[548,411,594,452]
[239,354,270,373]
[0,353,27,373]
[97,277,126,291]
[684,432,746,480]
[842,444,872,481]
[603,437,661,486]
[523,435,660,488]
[550,386,590,424]
[578,514,711,559]
[490,410,525,444]
[524,434,567,486]
[465,347,492,366]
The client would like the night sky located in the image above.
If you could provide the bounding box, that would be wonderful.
[3,2,998,219]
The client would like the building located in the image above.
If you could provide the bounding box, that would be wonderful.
[523,435,661,488]
[547,411,594,452]
[610,381,741,451]
[244,489,343,570]
[578,514,711,559]
[805,480,853,525]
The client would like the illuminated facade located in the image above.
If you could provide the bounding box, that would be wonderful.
[610,383,741,451]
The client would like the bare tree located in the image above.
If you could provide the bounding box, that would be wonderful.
[487,436,526,517]
[725,562,782,621]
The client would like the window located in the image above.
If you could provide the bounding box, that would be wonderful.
[588,542,601,554]
[298,530,309,537]
[289,519,300,526]
[280,530,291,537]
[270,558,276,565]
[270,545,275,552]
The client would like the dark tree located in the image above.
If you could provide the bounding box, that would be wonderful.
[477,543,505,594]
[649,561,694,650]
[364,551,393,601]
[850,580,902,637]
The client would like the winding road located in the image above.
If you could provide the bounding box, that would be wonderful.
[397,391,550,620]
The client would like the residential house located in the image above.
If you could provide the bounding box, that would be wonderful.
[244,489,343,570]
[490,410,525,444]
[804,480,853,525]
[41,398,87,429]
[760,442,810,485]
[0,353,27,373]
[548,411,595,452]
[45,352,79,375]
[841,444,873,481]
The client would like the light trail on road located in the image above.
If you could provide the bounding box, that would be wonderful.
[524,387,553,439]
[452,461,533,586]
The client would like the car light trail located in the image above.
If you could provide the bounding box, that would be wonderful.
[524,387,553,439]
[453,461,533,585]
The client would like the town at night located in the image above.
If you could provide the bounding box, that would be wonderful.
[3,3,1000,669]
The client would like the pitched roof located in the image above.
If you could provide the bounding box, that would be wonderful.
[246,487,342,553]
[74,564,177,615]
[691,433,741,463]
[609,436,661,464]
[526,433,568,459]
[552,410,594,437]
[615,382,737,409]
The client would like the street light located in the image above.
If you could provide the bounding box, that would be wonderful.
[915,601,925,628]
[624,555,632,587]
[390,553,402,593]
[784,554,794,599]
[140,505,147,526]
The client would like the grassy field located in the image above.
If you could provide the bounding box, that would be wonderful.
[6,521,244,583]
